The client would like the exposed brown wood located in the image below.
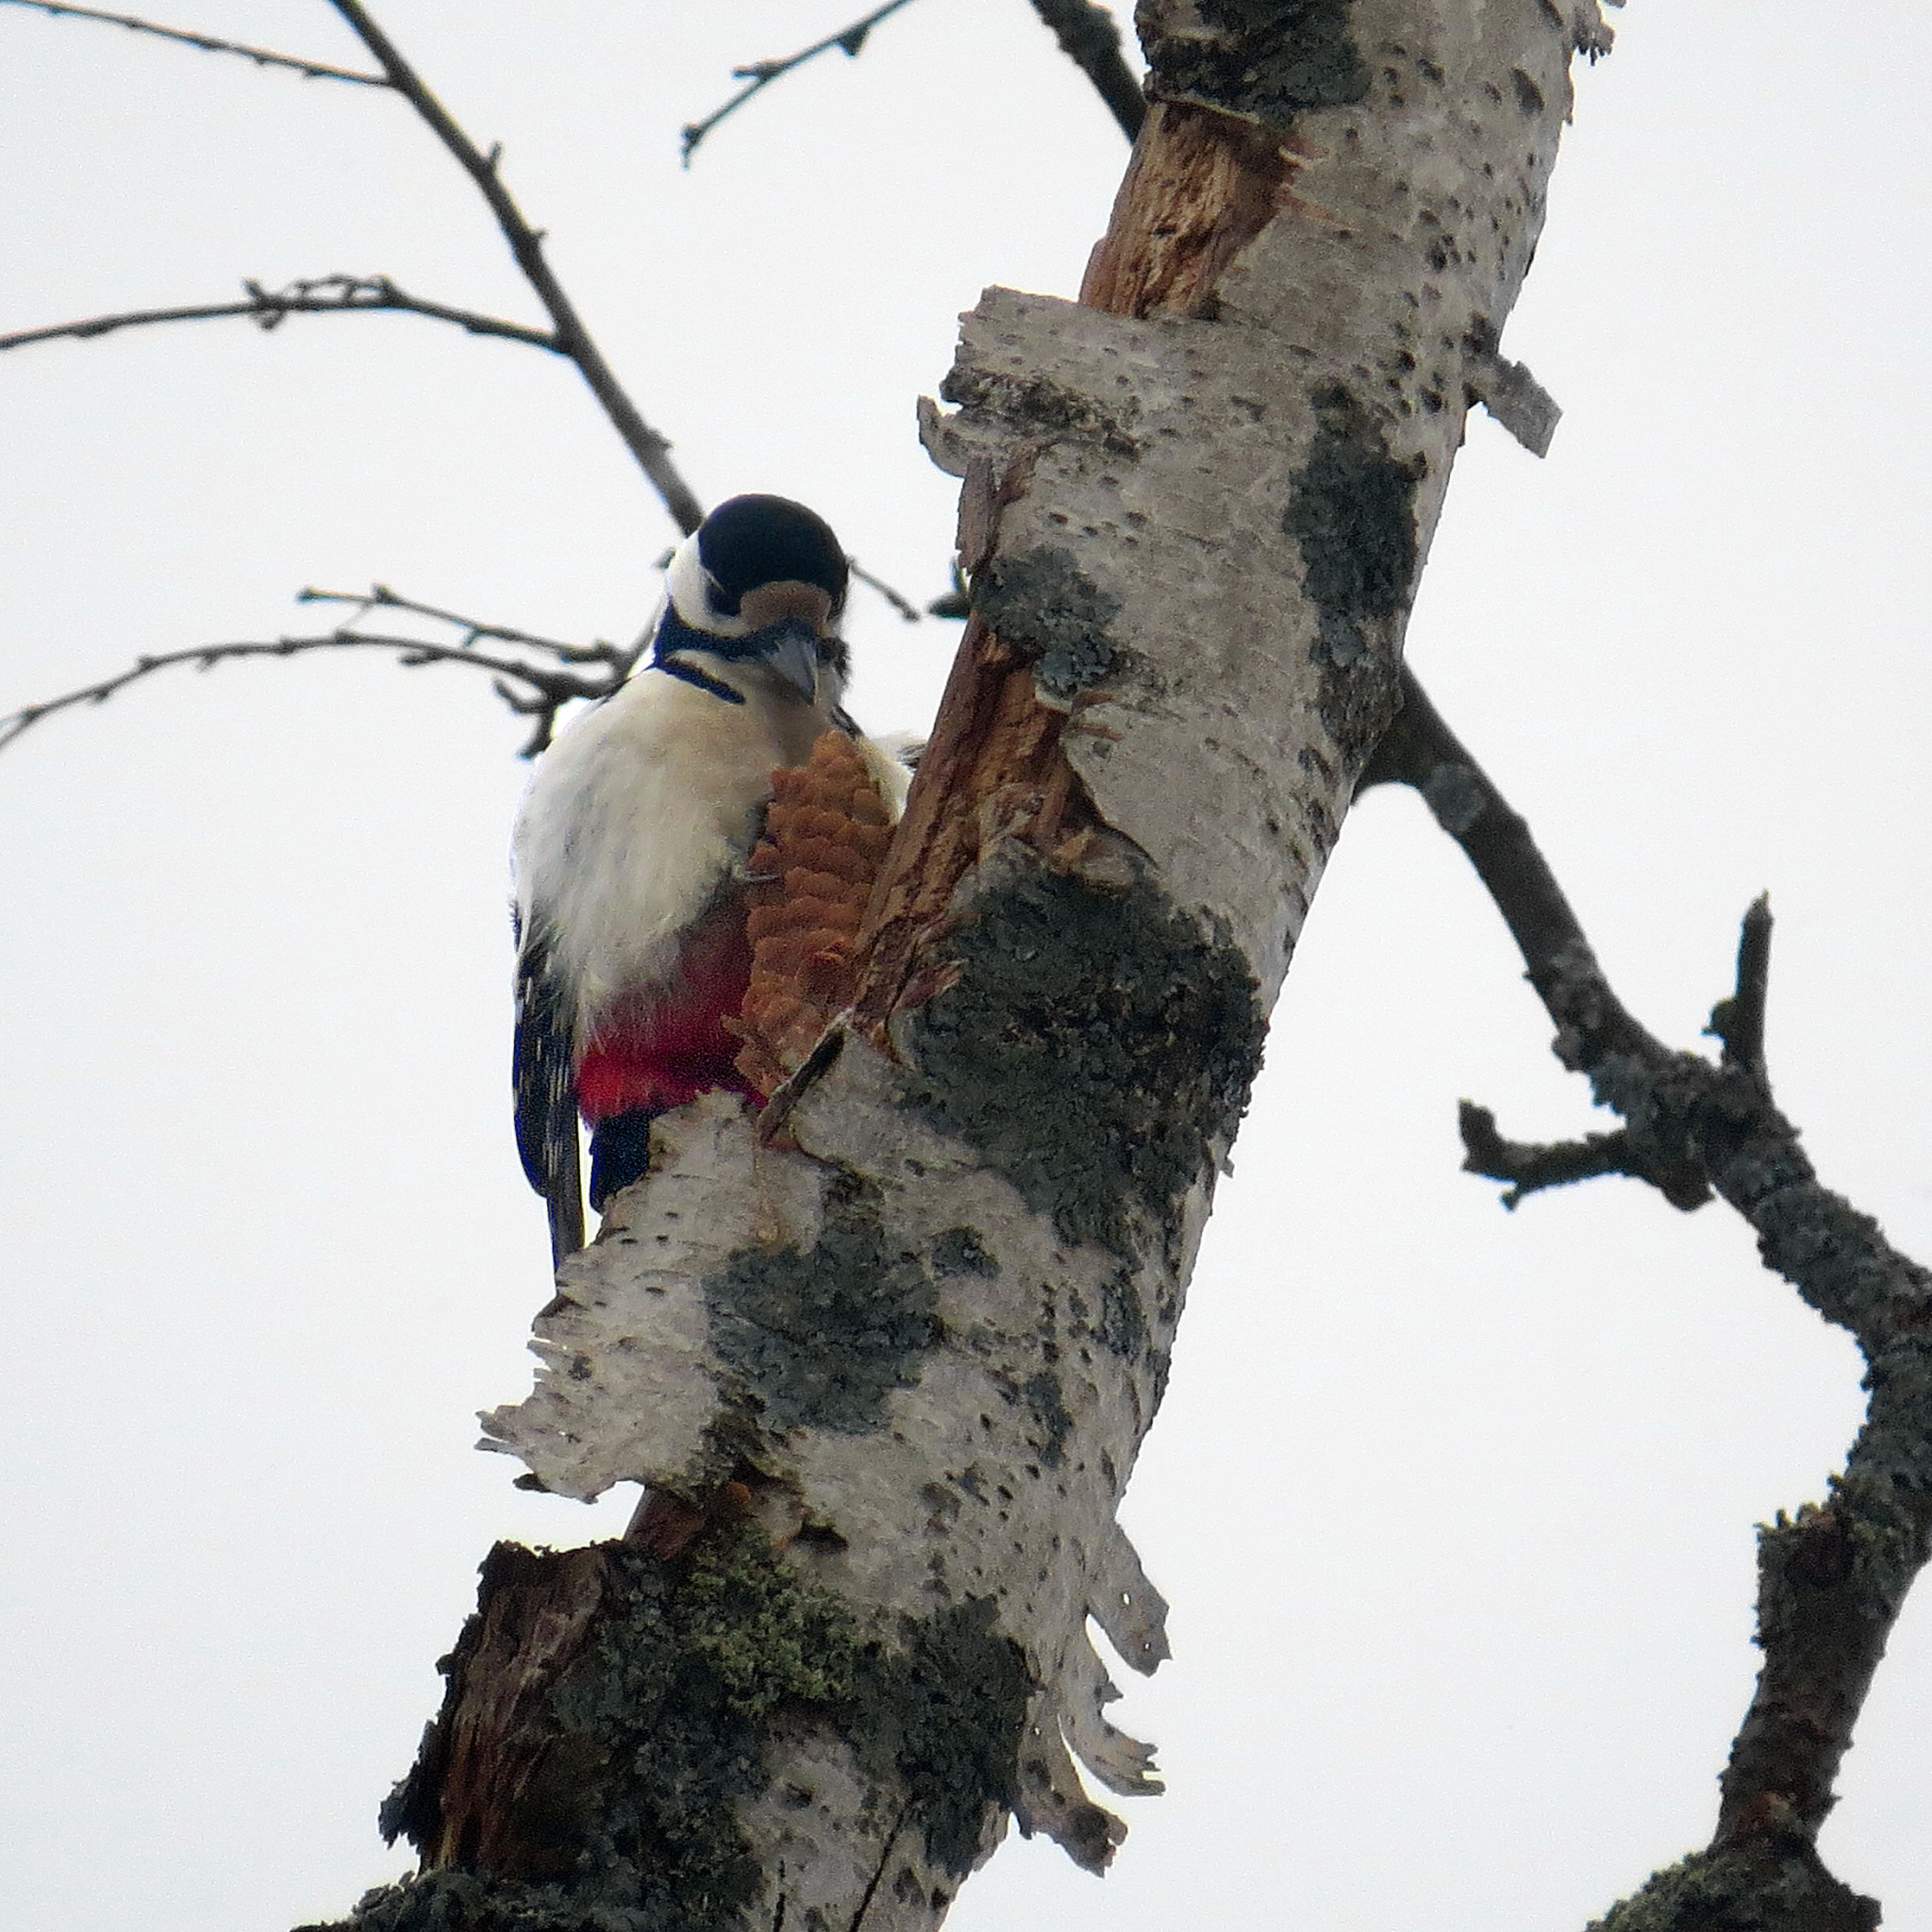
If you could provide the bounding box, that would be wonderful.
[1081,100,1313,321]
[855,97,1321,1033]
[390,1542,615,1879]
[851,617,1078,1035]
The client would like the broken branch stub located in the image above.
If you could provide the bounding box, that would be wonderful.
[371,8,1601,1929]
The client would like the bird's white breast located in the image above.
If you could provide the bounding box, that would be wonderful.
[512,659,834,1044]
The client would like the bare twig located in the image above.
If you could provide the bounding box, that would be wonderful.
[0,275,558,357]
[1027,0,1145,142]
[1,605,631,761]
[8,0,702,532]
[295,584,633,668]
[1707,891,1773,1086]
[680,0,921,164]
[0,559,911,766]
[326,0,705,535]
[845,558,922,624]
[0,0,386,84]
[1365,665,1927,1928]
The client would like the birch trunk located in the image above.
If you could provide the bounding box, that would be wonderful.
[330,5,1609,1926]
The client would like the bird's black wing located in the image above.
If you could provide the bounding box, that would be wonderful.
[512,917,584,1266]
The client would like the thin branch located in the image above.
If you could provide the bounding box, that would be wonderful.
[0,561,931,767]
[326,0,705,535]
[295,584,631,668]
[1358,666,1678,1096]
[1027,0,1145,142]
[845,558,922,624]
[8,1,704,533]
[0,275,558,357]
[680,0,922,164]
[0,0,386,84]
[1,611,630,761]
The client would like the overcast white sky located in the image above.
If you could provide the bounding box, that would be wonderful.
[4,3,1931,1927]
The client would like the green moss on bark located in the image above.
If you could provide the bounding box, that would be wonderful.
[336,1528,1032,1931]
[347,1532,855,1932]
[1587,1844,1879,1932]
[297,1866,655,1932]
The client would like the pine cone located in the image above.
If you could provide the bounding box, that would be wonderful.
[732,732,895,1096]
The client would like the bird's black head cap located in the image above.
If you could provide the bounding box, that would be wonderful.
[697,494,848,617]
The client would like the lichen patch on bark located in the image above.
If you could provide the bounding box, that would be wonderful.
[853,1598,1034,1877]
[705,1174,942,1439]
[972,547,1124,702]
[901,854,1265,1260]
[1286,382,1419,764]
[1141,0,1372,126]
[930,1225,999,1279]
[1586,1843,1879,1932]
[350,1526,1036,1932]
[1288,383,1423,649]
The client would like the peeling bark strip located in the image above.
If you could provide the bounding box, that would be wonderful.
[331,8,1597,1928]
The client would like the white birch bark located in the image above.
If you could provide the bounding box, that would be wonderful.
[408,5,1612,1926]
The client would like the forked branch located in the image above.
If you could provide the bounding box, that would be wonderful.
[7,2,705,533]
[1363,666,1926,1930]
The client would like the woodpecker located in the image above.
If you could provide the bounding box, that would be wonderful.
[511,494,907,1265]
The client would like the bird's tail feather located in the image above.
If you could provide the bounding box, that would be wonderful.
[546,1138,585,1267]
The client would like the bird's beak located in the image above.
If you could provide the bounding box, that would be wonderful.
[757,621,823,705]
